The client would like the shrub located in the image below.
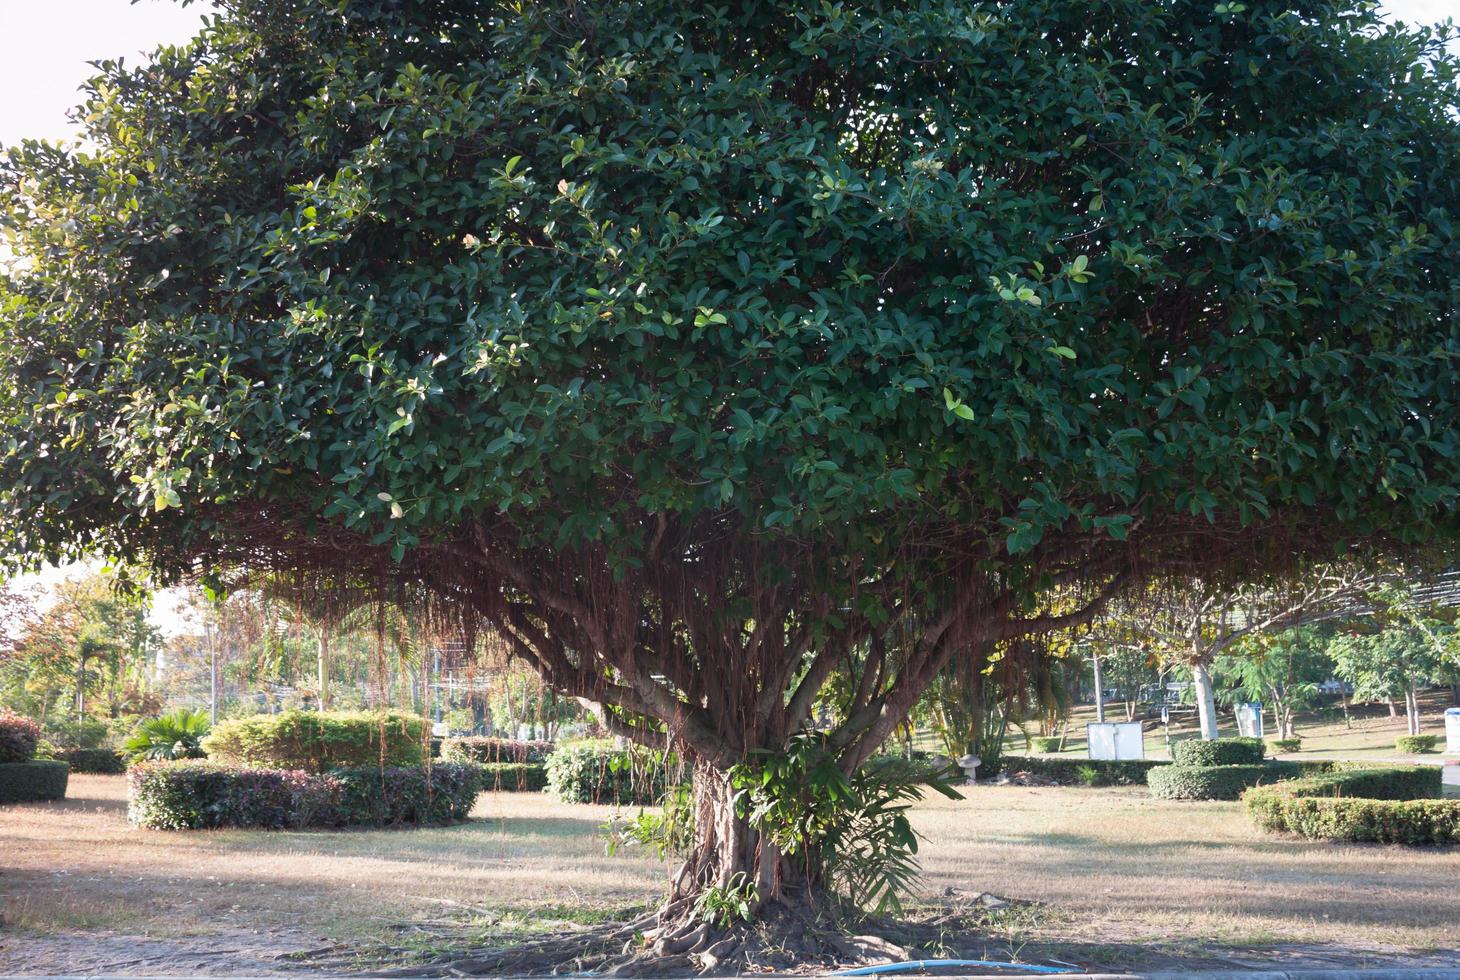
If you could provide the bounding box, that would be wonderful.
[1395,734,1439,754]
[0,711,41,764]
[1171,737,1265,767]
[1147,764,1276,800]
[997,755,1166,787]
[332,764,480,825]
[124,709,211,762]
[43,717,108,751]
[441,737,554,764]
[128,761,339,830]
[202,710,427,771]
[0,760,69,803]
[127,760,478,830]
[54,748,127,774]
[476,762,549,792]
[546,739,680,805]
[1029,736,1062,753]
[1246,767,1454,844]
[1267,738,1302,754]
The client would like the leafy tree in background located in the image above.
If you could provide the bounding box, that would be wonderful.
[1217,626,1335,739]
[1328,625,1446,735]
[2,0,1459,947]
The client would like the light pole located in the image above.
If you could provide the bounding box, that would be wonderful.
[207,620,218,725]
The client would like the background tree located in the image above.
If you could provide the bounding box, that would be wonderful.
[1216,627,1335,739]
[2,0,1459,945]
[1327,625,1445,735]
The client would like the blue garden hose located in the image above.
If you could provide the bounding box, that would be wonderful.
[833,958,1068,976]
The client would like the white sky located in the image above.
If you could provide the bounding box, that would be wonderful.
[0,0,1456,146]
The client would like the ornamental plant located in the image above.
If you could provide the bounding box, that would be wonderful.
[1,0,1458,940]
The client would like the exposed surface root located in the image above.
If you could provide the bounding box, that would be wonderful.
[360,892,1045,977]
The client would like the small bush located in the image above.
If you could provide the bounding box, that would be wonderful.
[1171,737,1265,767]
[125,709,211,762]
[44,717,108,751]
[54,747,127,774]
[0,711,41,764]
[0,760,69,803]
[475,762,548,792]
[1246,767,1454,844]
[202,710,427,771]
[127,760,478,829]
[546,739,680,804]
[1029,736,1062,753]
[1148,763,1275,800]
[128,761,339,830]
[1395,734,1439,754]
[1267,738,1302,754]
[997,755,1166,787]
[441,737,554,764]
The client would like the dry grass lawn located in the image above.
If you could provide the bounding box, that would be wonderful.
[1,774,1457,974]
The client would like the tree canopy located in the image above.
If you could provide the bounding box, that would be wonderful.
[2,0,1459,917]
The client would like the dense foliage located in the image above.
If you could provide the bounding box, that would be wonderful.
[1394,734,1439,754]
[124,708,211,762]
[201,710,425,771]
[0,710,40,763]
[0,760,69,803]
[1171,737,1266,767]
[127,759,478,829]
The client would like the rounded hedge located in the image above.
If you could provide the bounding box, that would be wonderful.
[1171,737,1265,767]
[1029,736,1062,753]
[202,710,427,772]
[1395,734,1439,754]
[0,711,41,764]
[1147,763,1273,801]
[128,760,479,830]
[545,740,680,805]
[0,760,69,803]
[1267,738,1302,754]
[1246,765,1453,844]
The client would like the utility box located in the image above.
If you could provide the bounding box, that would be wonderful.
[1235,703,1264,739]
[1446,708,1460,756]
[1088,721,1144,760]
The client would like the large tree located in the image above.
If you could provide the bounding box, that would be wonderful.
[2,0,1459,938]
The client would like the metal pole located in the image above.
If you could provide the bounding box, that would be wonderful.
[1091,647,1106,724]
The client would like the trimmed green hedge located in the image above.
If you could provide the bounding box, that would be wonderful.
[1395,734,1439,754]
[476,762,548,792]
[545,740,680,804]
[1171,737,1265,767]
[202,711,427,772]
[0,760,70,803]
[128,760,478,830]
[1148,763,1276,800]
[1267,738,1302,754]
[442,737,554,764]
[53,747,127,774]
[1028,736,1062,753]
[999,755,1167,787]
[1246,766,1453,844]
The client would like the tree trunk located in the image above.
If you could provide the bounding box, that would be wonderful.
[1091,649,1106,724]
[1387,698,1397,718]
[1406,686,1421,736]
[1191,659,1219,740]
[317,632,331,710]
[667,764,790,917]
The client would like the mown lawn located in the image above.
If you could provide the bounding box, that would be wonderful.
[1,774,1457,974]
